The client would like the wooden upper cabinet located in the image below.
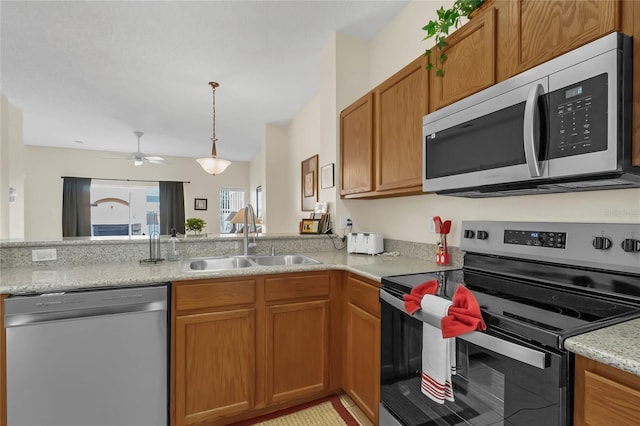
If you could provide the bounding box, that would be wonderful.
[506,0,619,76]
[429,7,496,111]
[340,92,374,196]
[375,55,428,193]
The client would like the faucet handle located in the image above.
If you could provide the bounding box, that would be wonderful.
[271,246,276,256]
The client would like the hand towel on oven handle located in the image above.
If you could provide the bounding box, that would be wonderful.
[402,279,487,338]
[402,280,487,404]
[420,294,455,404]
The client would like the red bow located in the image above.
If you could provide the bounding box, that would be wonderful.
[402,279,487,338]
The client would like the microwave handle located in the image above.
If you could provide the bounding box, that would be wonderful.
[523,84,545,178]
[380,289,548,370]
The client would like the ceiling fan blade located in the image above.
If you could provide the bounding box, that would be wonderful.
[145,156,165,161]
[147,158,168,165]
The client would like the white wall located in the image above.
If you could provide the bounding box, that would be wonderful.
[0,94,25,240]
[262,123,291,233]
[24,146,250,240]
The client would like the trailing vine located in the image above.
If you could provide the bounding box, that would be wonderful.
[423,0,485,76]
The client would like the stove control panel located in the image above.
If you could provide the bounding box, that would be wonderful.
[504,229,567,249]
[460,221,640,275]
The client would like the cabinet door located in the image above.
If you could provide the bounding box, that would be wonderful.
[345,302,380,424]
[175,309,255,426]
[375,55,427,193]
[574,355,640,426]
[429,8,496,111]
[508,0,618,75]
[266,300,330,404]
[340,92,374,196]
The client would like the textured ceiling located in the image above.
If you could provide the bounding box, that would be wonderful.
[1,0,408,162]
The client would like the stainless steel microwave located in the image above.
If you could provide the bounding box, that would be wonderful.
[423,32,640,197]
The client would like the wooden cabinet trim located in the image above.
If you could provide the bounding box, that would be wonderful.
[174,279,255,312]
[340,92,374,196]
[265,273,330,303]
[430,8,496,111]
[347,274,381,317]
[266,300,330,405]
[574,354,640,426]
[374,55,427,193]
[344,302,380,424]
[175,309,255,426]
[512,0,618,74]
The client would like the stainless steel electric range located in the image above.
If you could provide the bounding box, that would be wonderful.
[380,221,640,426]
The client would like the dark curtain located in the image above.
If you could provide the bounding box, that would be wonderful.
[62,177,92,237]
[159,181,185,235]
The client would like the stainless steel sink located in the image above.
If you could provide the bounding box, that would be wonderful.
[248,254,321,266]
[182,254,321,272]
[184,256,254,271]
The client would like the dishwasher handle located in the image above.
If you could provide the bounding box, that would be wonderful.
[5,300,167,327]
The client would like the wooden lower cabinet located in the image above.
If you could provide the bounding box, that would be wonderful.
[173,278,257,426]
[574,354,640,426]
[175,309,255,426]
[172,272,337,426]
[343,274,381,424]
[266,300,330,404]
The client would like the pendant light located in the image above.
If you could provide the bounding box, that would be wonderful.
[196,81,232,175]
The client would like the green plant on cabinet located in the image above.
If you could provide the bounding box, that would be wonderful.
[423,0,485,77]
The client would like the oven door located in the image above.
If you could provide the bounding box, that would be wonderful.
[380,288,571,426]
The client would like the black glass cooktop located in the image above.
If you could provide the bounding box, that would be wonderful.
[382,254,640,350]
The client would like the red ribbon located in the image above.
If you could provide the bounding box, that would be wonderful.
[402,279,487,338]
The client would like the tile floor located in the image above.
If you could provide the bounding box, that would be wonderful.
[339,393,374,426]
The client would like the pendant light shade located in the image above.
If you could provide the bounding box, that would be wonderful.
[197,81,231,175]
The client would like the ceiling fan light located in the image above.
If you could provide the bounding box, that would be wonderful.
[196,157,231,175]
[134,159,144,167]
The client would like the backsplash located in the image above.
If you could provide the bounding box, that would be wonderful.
[0,235,458,268]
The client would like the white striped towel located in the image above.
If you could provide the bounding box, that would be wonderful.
[420,294,456,404]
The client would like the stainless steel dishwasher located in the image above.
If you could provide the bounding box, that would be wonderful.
[4,284,168,426]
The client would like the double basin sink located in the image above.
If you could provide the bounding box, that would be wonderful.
[184,254,321,272]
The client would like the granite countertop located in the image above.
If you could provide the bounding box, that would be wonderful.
[0,251,455,295]
[564,319,640,376]
[2,250,639,376]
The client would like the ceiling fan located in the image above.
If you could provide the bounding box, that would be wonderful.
[127,131,166,166]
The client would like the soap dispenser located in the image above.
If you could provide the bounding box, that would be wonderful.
[167,228,180,261]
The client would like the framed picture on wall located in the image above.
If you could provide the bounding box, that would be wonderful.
[321,163,334,189]
[194,198,207,210]
[301,154,318,211]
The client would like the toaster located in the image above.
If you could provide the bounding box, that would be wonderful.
[347,232,384,255]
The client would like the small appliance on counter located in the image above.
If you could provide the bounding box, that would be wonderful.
[347,232,384,255]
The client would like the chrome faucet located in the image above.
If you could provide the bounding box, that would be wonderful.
[242,204,258,256]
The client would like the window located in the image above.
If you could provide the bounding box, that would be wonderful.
[220,188,245,233]
[90,181,160,237]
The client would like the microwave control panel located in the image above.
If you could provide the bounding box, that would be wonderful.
[548,73,608,159]
[504,229,567,249]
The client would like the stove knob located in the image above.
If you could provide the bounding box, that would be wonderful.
[463,230,475,239]
[476,230,489,240]
[621,238,640,253]
[592,236,612,250]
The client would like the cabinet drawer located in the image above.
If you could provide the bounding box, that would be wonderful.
[583,370,640,425]
[174,280,255,311]
[347,275,380,317]
[265,274,330,302]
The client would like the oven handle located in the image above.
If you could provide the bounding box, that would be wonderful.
[380,289,548,370]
